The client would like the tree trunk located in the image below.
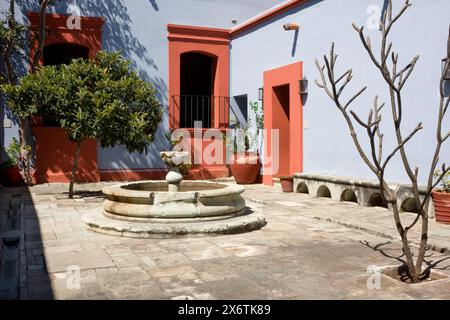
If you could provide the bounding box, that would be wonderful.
[415,212,429,278]
[31,0,50,72]
[69,140,82,199]
[18,118,33,185]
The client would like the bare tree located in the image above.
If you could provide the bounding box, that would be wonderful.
[315,0,449,283]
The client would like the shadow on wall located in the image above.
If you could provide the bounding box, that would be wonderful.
[0,95,5,161]
[232,0,324,57]
[33,128,99,184]
[15,0,169,169]
[16,0,166,100]
[149,0,159,11]
[291,28,299,57]
[445,80,450,96]
[0,7,29,152]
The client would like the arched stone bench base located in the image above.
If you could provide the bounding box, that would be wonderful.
[293,173,435,217]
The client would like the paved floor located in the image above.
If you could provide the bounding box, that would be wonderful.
[1,182,450,300]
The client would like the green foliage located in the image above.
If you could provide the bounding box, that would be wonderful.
[250,100,264,130]
[2,51,163,153]
[2,66,60,117]
[246,100,264,151]
[221,100,263,153]
[0,6,26,63]
[434,170,450,192]
[0,137,28,168]
[222,125,250,154]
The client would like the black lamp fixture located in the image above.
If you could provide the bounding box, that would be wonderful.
[299,77,308,95]
[299,77,308,105]
[258,87,264,101]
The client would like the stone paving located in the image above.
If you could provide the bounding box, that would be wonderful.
[1,182,450,300]
[242,184,450,254]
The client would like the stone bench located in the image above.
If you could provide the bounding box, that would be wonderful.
[293,173,435,218]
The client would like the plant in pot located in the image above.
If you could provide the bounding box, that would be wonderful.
[279,175,294,193]
[224,126,259,185]
[432,170,450,224]
[0,137,28,187]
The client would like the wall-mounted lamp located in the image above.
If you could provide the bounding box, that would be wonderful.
[299,77,308,95]
[283,23,299,31]
[258,87,264,101]
[299,77,308,105]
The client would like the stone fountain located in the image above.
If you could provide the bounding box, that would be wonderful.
[82,151,266,238]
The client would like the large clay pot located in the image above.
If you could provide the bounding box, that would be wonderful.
[432,190,450,224]
[279,176,294,193]
[0,166,24,187]
[229,152,260,185]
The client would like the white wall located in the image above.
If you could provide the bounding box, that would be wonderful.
[230,0,450,184]
[0,0,283,169]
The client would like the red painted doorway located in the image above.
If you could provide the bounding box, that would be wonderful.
[272,84,291,177]
[262,61,303,186]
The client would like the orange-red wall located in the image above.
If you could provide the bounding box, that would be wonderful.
[33,128,100,183]
[167,25,231,179]
[168,24,230,129]
[263,61,303,185]
[28,14,104,183]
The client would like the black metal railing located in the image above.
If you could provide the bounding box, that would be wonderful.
[170,95,231,128]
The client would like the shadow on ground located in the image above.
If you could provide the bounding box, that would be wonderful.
[0,185,53,299]
[361,240,450,281]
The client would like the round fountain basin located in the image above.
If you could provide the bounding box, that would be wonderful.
[102,181,246,220]
[82,180,266,238]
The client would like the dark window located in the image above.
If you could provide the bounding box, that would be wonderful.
[179,52,215,128]
[43,43,89,66]
[230,94,248,128]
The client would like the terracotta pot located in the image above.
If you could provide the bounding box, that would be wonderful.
[0,166,24,187]
[279,176,294,193]
[229,152,260,185]
[432,190,450,224]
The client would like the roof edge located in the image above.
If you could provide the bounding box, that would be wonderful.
[230,0,309,38]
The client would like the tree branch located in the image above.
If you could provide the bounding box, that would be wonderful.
[382,122,423,170]
[31,0,51,72]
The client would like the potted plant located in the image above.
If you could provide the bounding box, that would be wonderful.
[279,175,294,193]
[229,151,260,185]
[432,170,450,224]
[0,137,26,187]
[227,101,263,184]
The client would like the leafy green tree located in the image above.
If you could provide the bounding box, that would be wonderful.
[0,0,26,85]
[2,51,163,198]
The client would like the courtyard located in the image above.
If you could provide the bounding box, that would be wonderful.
[1,181,449,300]
[0,0,449,305]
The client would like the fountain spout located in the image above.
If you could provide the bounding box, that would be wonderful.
[160,151,191,192]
